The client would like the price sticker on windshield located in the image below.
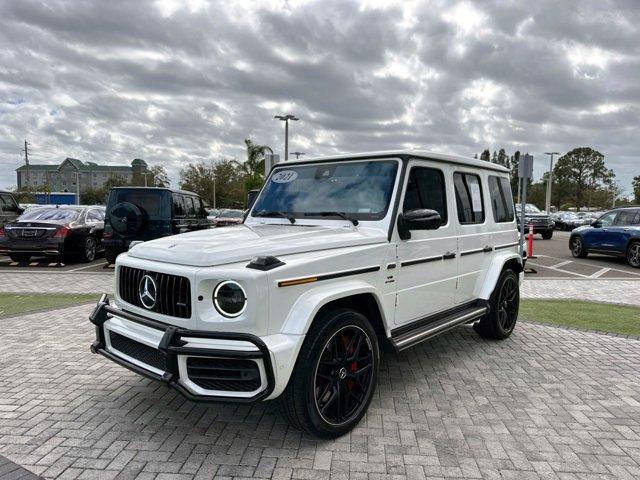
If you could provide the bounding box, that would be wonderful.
[272,170,298,183]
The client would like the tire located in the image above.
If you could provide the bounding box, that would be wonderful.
[626,241,640,268]
[475,269,520,340]
[79,236,97,263]
[277,308,379,438]
[541,231,553,240]
[9,253,31,263]
[105,248,121,264]
[570,236,588,258]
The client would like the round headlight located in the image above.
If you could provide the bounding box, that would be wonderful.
[213,281,247,317]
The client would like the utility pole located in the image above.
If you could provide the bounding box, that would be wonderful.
[142,172,153,187]
[274,114,299,161]
[291,152,305,159]
[21,140,30,189]
[543,152,559,214]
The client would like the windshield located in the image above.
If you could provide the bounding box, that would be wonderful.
[251,160,399,221]
[220,210,243,218]
[19,208,79,222]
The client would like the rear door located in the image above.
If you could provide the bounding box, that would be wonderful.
[394,160,457,325]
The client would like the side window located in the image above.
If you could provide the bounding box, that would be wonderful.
[402,167,447,223]
[599,211,618,227]
[172,194,185,217]
[87,209,103,223]
[0,193,19,213]
[488,176,515,222]
[186,197,196,216]
[453,172,485,224]
[615,210,638,226]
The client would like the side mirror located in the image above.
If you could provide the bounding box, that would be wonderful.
[397,209,442,240]
[17,207,25,215]
[591,221,600,228]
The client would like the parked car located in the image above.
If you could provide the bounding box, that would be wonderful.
[211,208,244,227]
[103,187,209,264]
[206,208,220,222]
[569,206,640,267]
[554,212,582,231]
[515,203,555,239]
[89,150,523,438]
[0,205,105,263]
[0,190,24,227]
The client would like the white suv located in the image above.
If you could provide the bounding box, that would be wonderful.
[90,150,522,438]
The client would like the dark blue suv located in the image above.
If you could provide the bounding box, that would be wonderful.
[569,207,640,268]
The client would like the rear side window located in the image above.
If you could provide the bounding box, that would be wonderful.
[172,194,185,217]
[403,167,447,224]
[454,172,485,224]
[615,209,639,226]
[488,176,515,222]
[185,197,196,216]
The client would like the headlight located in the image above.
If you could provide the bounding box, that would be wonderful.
[213,280,247,317]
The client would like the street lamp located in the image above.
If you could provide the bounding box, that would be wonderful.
[544,151,559,214]
[274,114,299,161]
[291,152,305,159]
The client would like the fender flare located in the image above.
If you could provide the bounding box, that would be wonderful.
[280,279,386,336]
[475,251,523,299]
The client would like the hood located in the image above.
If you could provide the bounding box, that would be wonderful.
[127,224,387,267]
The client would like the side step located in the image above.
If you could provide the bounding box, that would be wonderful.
[390,304,488,352]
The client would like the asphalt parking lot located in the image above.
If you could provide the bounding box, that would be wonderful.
[524,230,640,280]
[0,254,114,273]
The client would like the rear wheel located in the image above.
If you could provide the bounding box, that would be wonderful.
[277,308,379,438]
[9,253,31,263]
[105,248,121,264]
[541,231,553,240]
[570,236,588,258]
[475,269,519,340]
[627,241,640,268]
[79,236,97,263]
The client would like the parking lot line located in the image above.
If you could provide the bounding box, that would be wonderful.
[537,254,640,277]
[549,260,573,268]
[526,260,590,278]
[66,261,108,272]
[590,268,611,278]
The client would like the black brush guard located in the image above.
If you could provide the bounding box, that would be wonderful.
[89,294,275,403]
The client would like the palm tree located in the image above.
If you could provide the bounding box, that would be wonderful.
[237,139,273,178]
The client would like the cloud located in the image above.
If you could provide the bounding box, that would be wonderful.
[0,0,638,194]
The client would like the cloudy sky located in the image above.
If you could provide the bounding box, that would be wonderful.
[0,0,638,194]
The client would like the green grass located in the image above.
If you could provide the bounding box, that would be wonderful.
[0,293,100,317]
[520,299,640,336]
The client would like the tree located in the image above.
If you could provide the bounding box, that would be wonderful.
[149,165,170,187]
[237,139,272,192]
[179,160,245,208]
[491,150,498,163]
[480,149,490,162]
[633,175,640,203]
[553,147,614,209]
[497,148,509,167]
[510,151,520,198]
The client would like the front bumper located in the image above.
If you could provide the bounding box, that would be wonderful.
[89,295,276,403]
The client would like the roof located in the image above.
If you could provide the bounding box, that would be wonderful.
[285,150,511,173]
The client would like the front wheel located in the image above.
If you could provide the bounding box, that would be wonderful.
[475,269,520,340]
[277,308,379,438]
[627,241,640,268]
[570,236,588,258]
[104,248,121,264]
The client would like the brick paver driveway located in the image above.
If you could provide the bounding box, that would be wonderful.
[1,305,639,480]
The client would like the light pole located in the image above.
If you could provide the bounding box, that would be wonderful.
[291,152,305,159]
[72,171,81,205]
[274,114,298,161]
[142,172,154,187]
[544,151,559,214]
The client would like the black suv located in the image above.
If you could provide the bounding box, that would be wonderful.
[103,187,209,264]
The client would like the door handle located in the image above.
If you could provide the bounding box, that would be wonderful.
[624,228,630,231]
[602,228,607,232]
[483,245,493,252]
[443,252,456,260]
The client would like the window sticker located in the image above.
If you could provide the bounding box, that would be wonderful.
[469,181,482,212]
[271,170,298,183]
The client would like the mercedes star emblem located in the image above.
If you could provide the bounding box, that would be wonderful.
[138,275,157,309]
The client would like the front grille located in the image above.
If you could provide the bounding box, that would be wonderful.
[109,332,166,371]
[119,266,191,318]
[186,357,261,392]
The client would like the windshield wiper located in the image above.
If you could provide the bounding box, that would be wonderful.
[253,210,296,224]
[304,211,359,226]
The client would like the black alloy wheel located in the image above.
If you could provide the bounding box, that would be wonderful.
[475,269,520,340]
[277,308,379,438]
[313,326,374,426]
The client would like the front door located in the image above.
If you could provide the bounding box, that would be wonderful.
[584,210,619,251]
[393,160,457,326]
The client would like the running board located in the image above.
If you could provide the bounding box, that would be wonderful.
[390,304,488,352]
